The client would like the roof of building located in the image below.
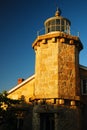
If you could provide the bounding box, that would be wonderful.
[8,74,35,94]
[79,65,87,70]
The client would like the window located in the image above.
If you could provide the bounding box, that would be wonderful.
[50,20,55,25]
[45,18,70,34]
[51,26,55,31]
[56,19,60,25]
[61,19,64,25]
[81,79,87,95]
[56,26,60,31]
[61,26,65,32]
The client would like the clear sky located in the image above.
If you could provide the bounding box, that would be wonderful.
[0,0,87,92]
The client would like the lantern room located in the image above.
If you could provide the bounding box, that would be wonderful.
[44,8,71,34]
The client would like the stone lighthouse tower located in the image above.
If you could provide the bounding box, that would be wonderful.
[32,8,83,130]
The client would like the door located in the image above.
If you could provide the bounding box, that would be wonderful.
[40,113,54,130]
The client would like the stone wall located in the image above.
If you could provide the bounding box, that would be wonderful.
[32,100,82,130]
[35,38,59,98]
[58,40,80,98]
[33,32,82,99]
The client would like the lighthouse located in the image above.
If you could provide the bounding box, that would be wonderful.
[32,8,83,130]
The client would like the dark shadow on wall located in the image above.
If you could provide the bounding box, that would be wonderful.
[0,95,33,130]
[0,95,86,130]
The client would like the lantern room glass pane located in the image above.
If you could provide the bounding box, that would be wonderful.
[56,26,60,31]
[50,20,55,25]
[48,27,50,33]
[56,19,60,25]
[61,19,64,25]
[48,21,50,26]
[61,26,65,32]
[51,26,55,31]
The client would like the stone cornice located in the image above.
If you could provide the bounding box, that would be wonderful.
[32,32,83,51]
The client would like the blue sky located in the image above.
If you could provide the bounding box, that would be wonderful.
[0,0,87,92]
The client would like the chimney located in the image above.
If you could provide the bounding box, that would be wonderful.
[18,78,24,84]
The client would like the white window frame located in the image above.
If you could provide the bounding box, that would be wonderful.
[81,79,87,95]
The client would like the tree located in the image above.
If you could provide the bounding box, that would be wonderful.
[0,91,20,130]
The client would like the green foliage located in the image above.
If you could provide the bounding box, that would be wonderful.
[0,91,20,130]
[0,91,20,107]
